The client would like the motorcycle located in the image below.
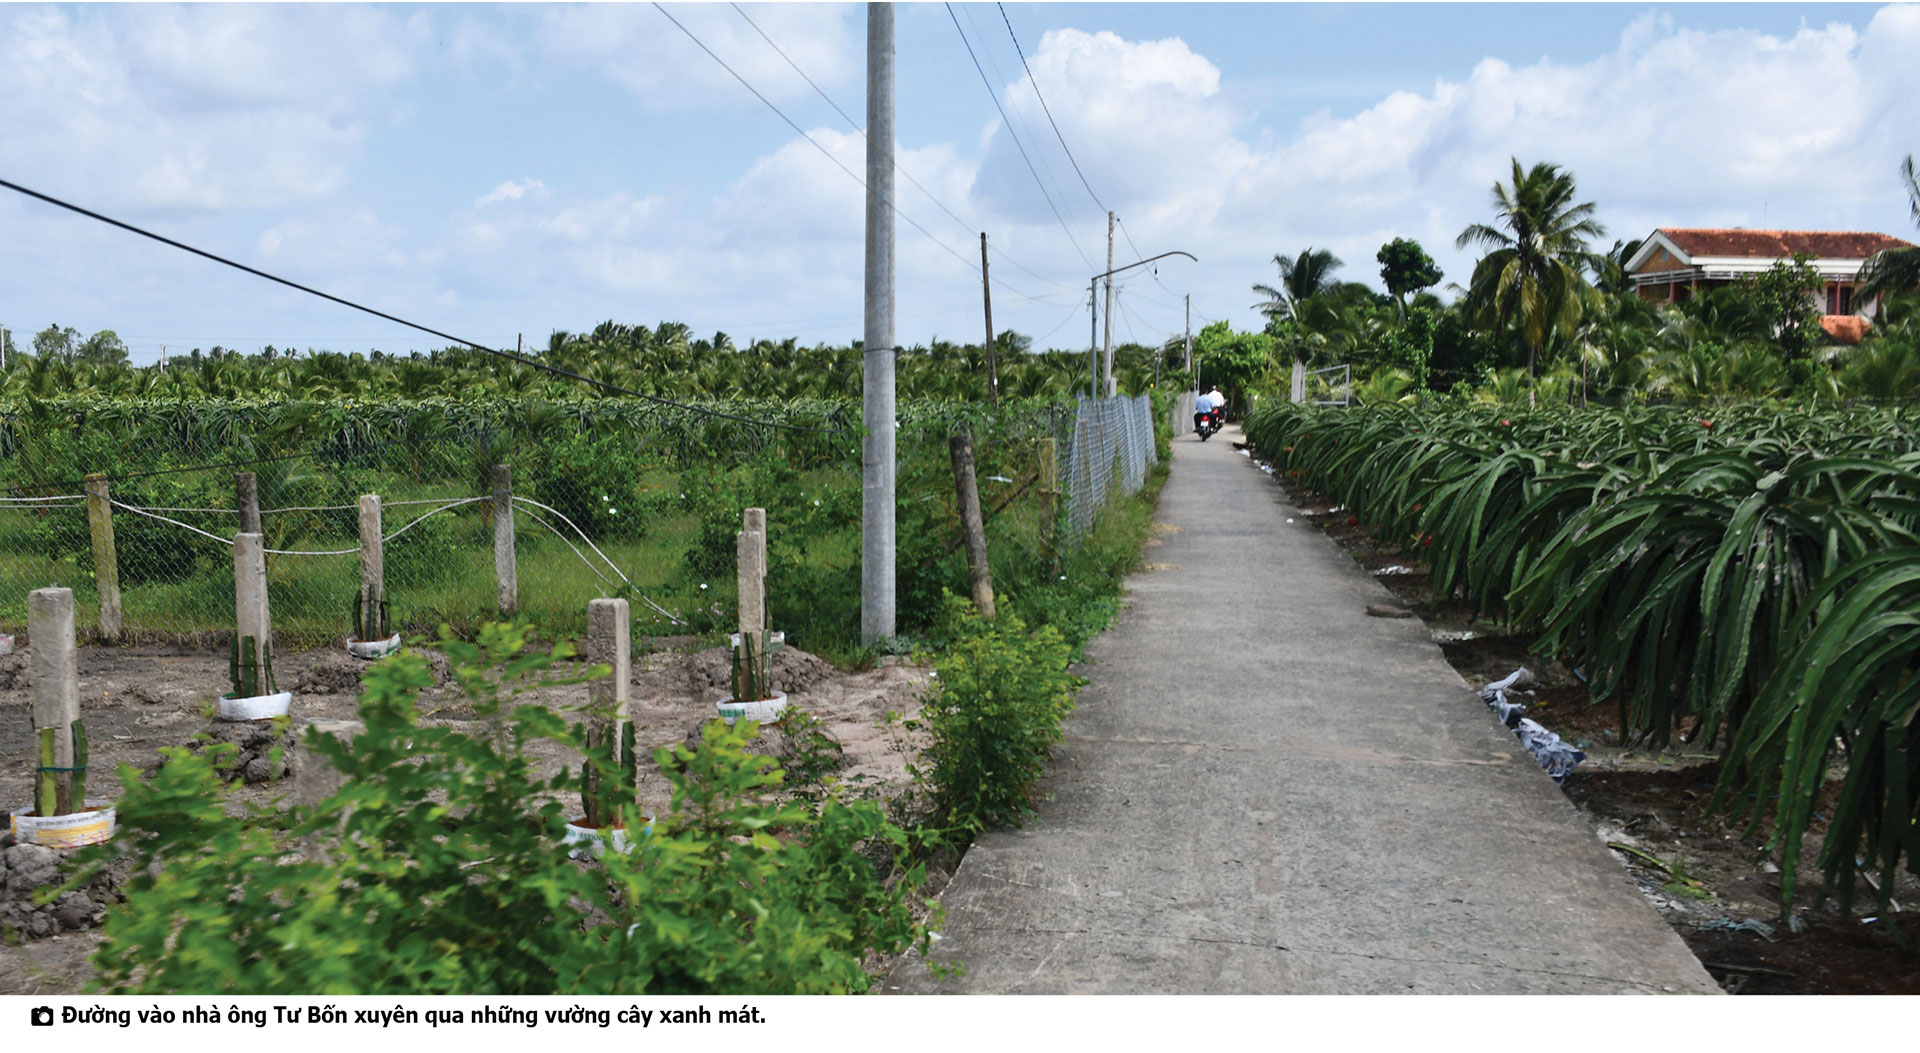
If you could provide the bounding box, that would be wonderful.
[1194,405,1224,441]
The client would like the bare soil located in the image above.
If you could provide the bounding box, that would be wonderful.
[1264,458,1920,995]
[0,636,933,994]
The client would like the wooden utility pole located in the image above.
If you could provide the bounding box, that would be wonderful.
[949,433,995,619]
[1102,211,1116,396]
[980,233,999,404]
[83,474,122,641]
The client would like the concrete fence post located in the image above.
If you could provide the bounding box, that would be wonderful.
[82,474,122,641]
[587,598,631,722]
[738,508,767,638]
[235,472,262,535]
[358,494,383,616]
[28,587,80,815]
[492,465,517,614]
[234,532,271,653]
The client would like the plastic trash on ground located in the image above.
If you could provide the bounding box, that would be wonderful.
[1477,666,1584,783]
[1513,718,1586,783]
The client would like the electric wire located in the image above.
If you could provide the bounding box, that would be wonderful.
[996,3,1114,223]
[727,3,1070,293]
[0,176,847,436]
[944,3,1097,273]
[963,3,1083,239]
[655,3,1059,309]
[1031,296,1092,347]
[650,5,982,276]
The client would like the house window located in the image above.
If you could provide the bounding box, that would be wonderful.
[1840,286,1853,314]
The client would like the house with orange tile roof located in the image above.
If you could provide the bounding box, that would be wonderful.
[1625,228,1914,343]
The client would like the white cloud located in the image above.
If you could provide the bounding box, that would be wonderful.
[0,3,423,212]
[537,3,858,108]
[476,180,550,208]
[977,9,1920,334]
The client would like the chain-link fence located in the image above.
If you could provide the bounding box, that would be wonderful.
[1,396,1150,653]
[1170,390,1197,437]
[1060,394,1160,541]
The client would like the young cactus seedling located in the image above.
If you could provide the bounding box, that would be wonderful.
[350,583,390,643]
[229,633,277,698]
[730,630,783,703]
[33,720,87,817]
[580,719,640,831]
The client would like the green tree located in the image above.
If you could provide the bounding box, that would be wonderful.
[1376,238,1443,308]
[1192,320,1273,413]
[1456,158,1606,402]
[1252,248,1344,322]
[77,329,130,367]
[34,324,80,364]
[1856,154,1920,308]
[1736,254,1823,363]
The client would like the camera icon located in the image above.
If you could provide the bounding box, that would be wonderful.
[31,1006,54,1027]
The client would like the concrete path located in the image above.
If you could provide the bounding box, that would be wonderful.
[892,427,1720,995]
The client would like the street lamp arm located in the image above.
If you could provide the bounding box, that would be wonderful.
[1093,250,1197,283]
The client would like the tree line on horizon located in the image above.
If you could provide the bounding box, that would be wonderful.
[6,154,1916,408]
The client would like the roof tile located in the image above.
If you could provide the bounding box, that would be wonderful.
[1661,229,1915,259]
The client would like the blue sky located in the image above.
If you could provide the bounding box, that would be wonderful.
[3,2,1915,365]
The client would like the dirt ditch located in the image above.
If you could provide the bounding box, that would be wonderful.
[1261,454,1920,995]
[0,636,934,994]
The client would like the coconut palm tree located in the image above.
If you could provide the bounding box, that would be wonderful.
[1856,154,1920,309]
[1457,159,1606,404]
[1252,248,1344,322]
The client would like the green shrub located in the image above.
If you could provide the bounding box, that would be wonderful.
[80,620,931,994]
[913,593,1082,836]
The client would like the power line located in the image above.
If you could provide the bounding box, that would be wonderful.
[996,3,1153,270]
[1031,295,1094,347]
[726,2,1071,292]
[945,2,1097,273]
[655,3,1053,305]
[0,176,847,435]
[963,3,1082,234]
[997,4,1110,219]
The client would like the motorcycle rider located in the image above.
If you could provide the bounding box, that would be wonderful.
[1193,387,1225,433]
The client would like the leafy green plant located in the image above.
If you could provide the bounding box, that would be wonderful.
[81,620,931,994]
[913,592,1082,837]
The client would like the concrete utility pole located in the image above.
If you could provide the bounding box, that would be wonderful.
[1102,211,1116,396]
[861,1,896,646]
[1186,294,1194,387]
[980,232,999,404]
[1088,280,1098,399]
[1090,251,1199,398]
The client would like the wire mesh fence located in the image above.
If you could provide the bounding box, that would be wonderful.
[1,396,1148,653]
[1060,394,1160,541]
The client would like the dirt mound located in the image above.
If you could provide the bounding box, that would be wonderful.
[191,719,295,784]
[0,841,131,942]
[678,645,832,702]
[294,651,365,695]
